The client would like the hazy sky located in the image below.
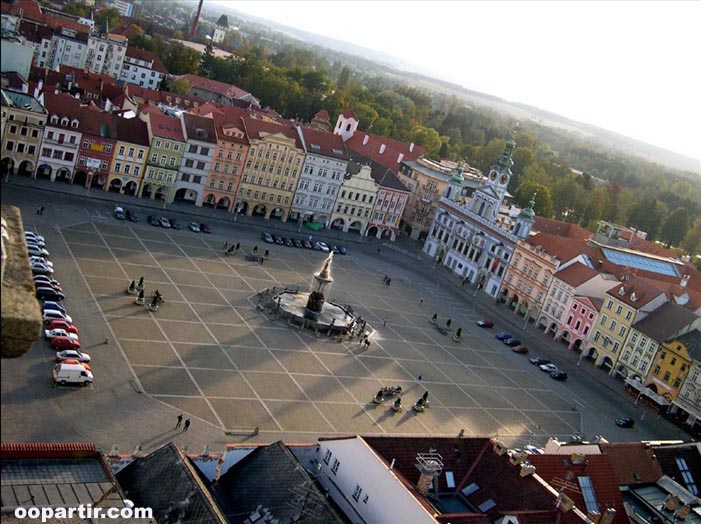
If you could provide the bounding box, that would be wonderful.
[211,1,700,161]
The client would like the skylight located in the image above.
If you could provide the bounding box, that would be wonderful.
[578,476,599,513]
[310,144,321,150]
[601,248,681,277]
[332,148,343,155]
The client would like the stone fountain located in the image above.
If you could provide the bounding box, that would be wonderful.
[272,252,365,336]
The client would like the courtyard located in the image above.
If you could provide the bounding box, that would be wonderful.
[56,219,580,440]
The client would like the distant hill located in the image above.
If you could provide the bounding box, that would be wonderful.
[207,5,699,175]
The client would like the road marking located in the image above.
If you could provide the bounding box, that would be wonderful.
[382,242,422,260]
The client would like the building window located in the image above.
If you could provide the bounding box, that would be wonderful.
[578,476,599,514]
[331,459,340,474]
[323,449,332,464]
[676,458,699,495]
[352,484,362,502]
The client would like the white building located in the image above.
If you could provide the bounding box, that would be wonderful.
[36,91,83,183]
[85,24,127,78]
[212,15,228,44]
[291,126,348,225]
[179,112,216,205]
[108,0,135,17]
[119,46,167,90]
[47,28,89,70]
[423,141,534,297]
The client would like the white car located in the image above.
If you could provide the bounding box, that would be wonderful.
[45,329,79,341]
[28,245,50,257]
[315,241,330,252]
[30,256,53,268]
[42,310,73,324]
[25,232,45,243]
[539,363,559,373]
[158,217,171,228]
[56,349,91,363]
[31,262,54,274]
[26,238,46,248]
[188,221,200,232]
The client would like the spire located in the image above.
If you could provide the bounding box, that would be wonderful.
[496,139,516,171]
[451,164,464,185]
[520,193,536,219]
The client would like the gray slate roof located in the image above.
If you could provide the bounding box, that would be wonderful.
[211,441,346,524]
[116,442,227,524]
[632,302,698,342]
[672,329,701,359]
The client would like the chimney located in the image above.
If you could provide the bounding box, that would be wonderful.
[519,463,536,477]
[556,493,575,512]
[379,143,386,154]
[493,440,508,455]
[681,275,690,288]
[509,451,527,465]
[409,142,415,152]
[397,152,404,163]
[362,134,369,146]
[600,508,616,524]
[33,79,43,99]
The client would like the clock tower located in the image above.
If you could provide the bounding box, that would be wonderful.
[471,139,516,222]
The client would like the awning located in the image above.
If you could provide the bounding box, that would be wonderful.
[304,221,324,231]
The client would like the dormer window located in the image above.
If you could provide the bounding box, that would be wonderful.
[61,117,69,126]
[618,286,625,296]
[630,292,637,302]
[71,119,79,128]
[50,115,59,124]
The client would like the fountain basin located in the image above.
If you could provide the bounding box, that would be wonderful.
[275,291,354,334]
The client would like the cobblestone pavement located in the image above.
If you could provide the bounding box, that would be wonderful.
[1,178,685,455]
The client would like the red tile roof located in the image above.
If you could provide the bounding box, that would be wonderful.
[41,91,85,124]
[125,46,167,74]
[4,0,90,33]
[115,116,150,146]
[526,233,591,265]
[242,115,303,148]
[124,84,206,109]
[599,442,663,486]
[211,114,249,145]
[346,131,424,174]
[638,277,701,311]
[554,262,601,288]
[528,454,627,524]
[534,217,594,241]
[142,107,184,141]
[297,125,348,160]
[178,74,252,100]
[340,108,357,119]
[182,112,217,144]
[607,276,666,308]
[0,442,98,459]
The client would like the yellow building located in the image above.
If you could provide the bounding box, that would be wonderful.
[648,326,701,401]
[107,117,150,196]
[587,277,667,375]
[329,164,379,234]
[1,89,46,179]
[670,330,701,429]
[237,116,304,221]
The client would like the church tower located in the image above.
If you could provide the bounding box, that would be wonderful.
[513,195,536,239]
[470,139,516,222]
[445,164,465,201]
[333,109,359,142]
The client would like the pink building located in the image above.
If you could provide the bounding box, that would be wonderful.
[559,295,602,351]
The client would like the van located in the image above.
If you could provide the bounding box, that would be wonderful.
[53,363,93,386]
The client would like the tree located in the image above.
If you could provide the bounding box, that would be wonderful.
[95,8,121,31]
[660,207,690,248]
[514,181,552,218]
[439,140,449,159]
[158,76,171,91]
[683,218,701,256]
[199,40,215,77]
[627,197,667,240]
[170,77,191,95]
[408,126,442,158]
[475,138,506,173]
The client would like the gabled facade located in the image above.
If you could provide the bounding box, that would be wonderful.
[237,116,305,221]
[615,302,699,383]
[423,142,533,297]
[648,328,701,402]
[108,116,150,196]
[366,162,410,241]
[74,110,116,190]
[36,91,82,183]
[587,278,668,374]
[139,108,185,201]
[178,112,216,206]
[670,334,701,431]
[561,296,602,351]
[201,111,249,214]
[291,126,349,226]
[328,164,379,234]
[0,89,46,180]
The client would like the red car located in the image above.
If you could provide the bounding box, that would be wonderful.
[46,320,78,334]
[512,345,529,354]
[476,319,495,328]
[51,336,81,350]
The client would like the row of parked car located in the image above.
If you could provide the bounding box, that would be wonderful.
[261,232,347,255]
[27,231,94,387]
[114,205,212,234]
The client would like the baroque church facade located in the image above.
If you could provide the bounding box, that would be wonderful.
[423,140,535,297]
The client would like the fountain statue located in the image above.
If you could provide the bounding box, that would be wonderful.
[305,253,334,316]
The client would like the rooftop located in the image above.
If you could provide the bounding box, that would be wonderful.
[2,89,45,113]
[554,262,601,288]
[632,302,698,342]
[124,46,167,74]
[178,73,252,101]
[182,112,217,144]
[298,125,349,160]
[607,277,666,309]
[142,107,185,141]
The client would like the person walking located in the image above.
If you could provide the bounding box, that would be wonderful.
[183,418,191,432]
[417,374,423,382]
[175,414,183,428]
[260,257,265,265]
[223,241,229,251]
[383,317,388,327]
[420,297,424,304]
[364,338,371,351]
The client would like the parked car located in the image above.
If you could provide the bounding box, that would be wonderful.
[126,209,139,222]
[41,301,66,314]
[35,281,61,293]
[315,241,330,252]
[476,319,495,328]
[31,264,54,276]
[524,445,545,455]
[60,359,91,371]
[27,245,50,257]
[44,329,79,341]
[503,338,522,347]
[46,319,77,333]
[615,416,635,428]
[495,332,513,341]
[25,237,46,248]
[262,232,274,243]
[550,370,568,381]
[169,218,181,230]
[33,276,61,290]
[53,363,93,386]
[158,217,171,228]
[25,232,45,244]
[529,357,551,366]
[271,234,284,245]
[200,223,212,234]
[539,363,559,373]
[29,255,53,266]
[293,238,303,248]
[147,215,159,226]
[114,206,125,220]
[56,349,90,363]
[188,221,200,232]
[511,345,529,354]
[51,336,81,350]
[36,287,65,301]
[284,237,294,247]
[336,245,347,255]
[42,310,73,324]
